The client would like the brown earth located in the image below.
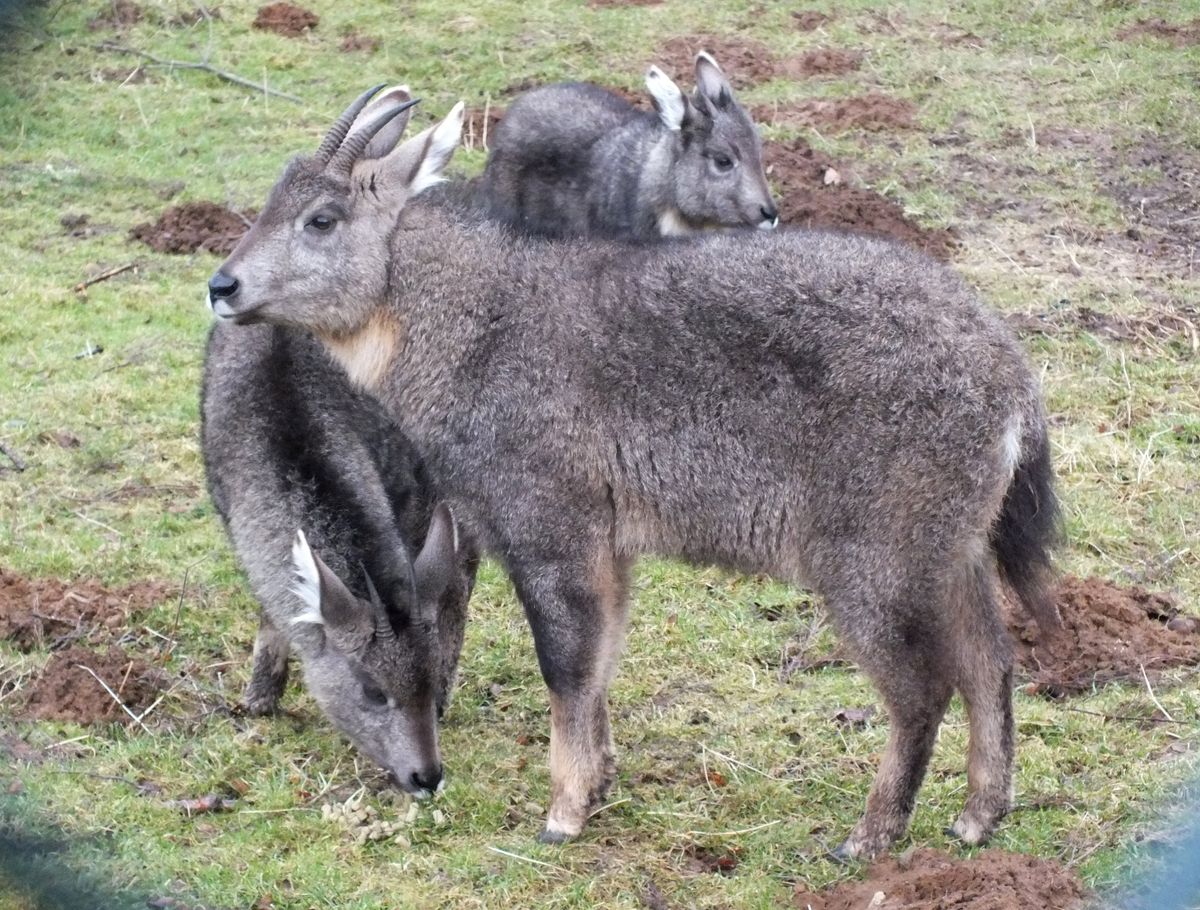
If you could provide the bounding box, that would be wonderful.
[1006,305,1200,348]
[1105,141,1200,277]
[788,48,864,77]
[252,2,318,38]
[462,105,506,151]
[793,847,1087,909]
[339,32,380,53]
[753,93,916,132]
[657,35,781,88]
[1005,575,1200,697]
[130,202,254,255]
[22,645,165,725]
[1117,18,1200,47]
[792,10,832,32]
[0,567,170,652]
[764,138,957,260]
[88,0,143,31]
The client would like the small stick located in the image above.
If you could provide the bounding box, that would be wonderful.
[73,262,135,293]
[1140,664,1175,722]
[0,441,26,472]
[96,42,302,102]
[481,97,491,150]
[74,664,152,735]
[486,846,568,873]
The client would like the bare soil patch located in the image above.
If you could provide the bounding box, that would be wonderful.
[252,3,317,38]
[1005,575,1200,697]
[130,201,253,255]
[788,48,864,77]
[793,847,1087,909]
[0,567,170,652]
[792,10,832,32]
[87,0,143,31]
[1105,141,1200,277]
[753,93,915,132]
[339,32,380,53]
[462,105,506,151]
[1006,305,1199,348]
[764,138,957,260]
[657,35,780,88]
[22,645,165,725]
[1118,18,1200,47]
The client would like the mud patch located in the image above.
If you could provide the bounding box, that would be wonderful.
[0,568,170,652]
[657,35,781,88]
[764,138,957,260]
[753,93,916,132]
[462,105,506,151]
[792,10,832,32]
[22,645,164,725]
[793,847,1087,909]
[339,32,380,53]
[1117,18,1200,47]
[1005,576,1200,697]
[130,201,253,255]
[252,2,317,38]
[1105,141,1200,276]
[88,0,144,30]
[789,48,864,77]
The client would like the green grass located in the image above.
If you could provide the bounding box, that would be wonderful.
[2,0,1200,907]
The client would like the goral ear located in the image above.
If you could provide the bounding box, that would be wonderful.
[412,503,460,624]
[355,85,415,160]
[693,51,734,109]
[357,101,465,204]
[290,530,373,650]
[645,65,688,131]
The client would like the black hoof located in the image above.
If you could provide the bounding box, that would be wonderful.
[537,827,574,845]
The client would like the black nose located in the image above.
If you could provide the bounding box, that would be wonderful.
[761,204,779,223]
[411,765,443,793]
[208,271,239,300]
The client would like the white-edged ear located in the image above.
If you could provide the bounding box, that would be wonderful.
[409,101,465,196]
[289,529,324,626]
[645,65,686,131]
[694,51,733,108]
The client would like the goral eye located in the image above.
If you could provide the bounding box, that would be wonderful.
[362,683,388,706]
[713,153,735,173]
[307,214,336,232]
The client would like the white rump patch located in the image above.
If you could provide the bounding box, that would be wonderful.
[411,101,465,196]
[645,66,686,131]
[289,529,324,626]
[1000,413,1024,479]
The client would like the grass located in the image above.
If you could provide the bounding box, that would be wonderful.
[1,0,1199,907]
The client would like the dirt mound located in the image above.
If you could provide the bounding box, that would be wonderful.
[793,848,1087,909]
[88,0,143,30]
[657,35,780,88]
[789,48,864,77]
[0,568,170,652]
[22,645,164,725]
[252,2,317,38]
[792,10,832,32]
[1118,18,1200,47]
[339,32,379,53]
[764,138,957,260]
[753,93,916,132]
[130,202,253,255]
[1005,575,1200,697]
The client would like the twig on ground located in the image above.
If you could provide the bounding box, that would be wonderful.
[1059,705,1196,726]
[1140,664,1175,722]
[95,42,302,102]
[486,846,568,873]
[0,441,27,472]
[72,262,136,294]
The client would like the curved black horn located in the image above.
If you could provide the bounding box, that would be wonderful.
[327,98,421,177]
[360,566,395,640]
[314,83,387,165]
